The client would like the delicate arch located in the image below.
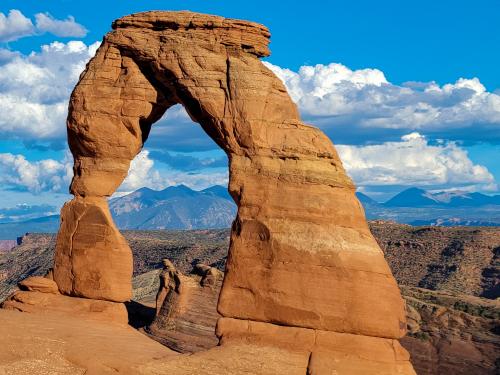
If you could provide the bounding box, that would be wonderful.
[55,11,408,342]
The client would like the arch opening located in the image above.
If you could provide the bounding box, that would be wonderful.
[114,102,230,205]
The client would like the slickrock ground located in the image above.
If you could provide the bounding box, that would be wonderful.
[0,307,320,375]
[0,309,176,375]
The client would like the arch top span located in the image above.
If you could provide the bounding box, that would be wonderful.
[112,11,272,58]
[53,12,415,373]
[67,11,313,198]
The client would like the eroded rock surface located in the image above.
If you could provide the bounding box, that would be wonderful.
[401,286,499,375]
[145,261,222,353]
[18,275,58,294]
[133,261,499,375]
[46,10,412,374]
[54,197,133,302]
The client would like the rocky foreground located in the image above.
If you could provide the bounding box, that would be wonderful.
[0,223,498,374]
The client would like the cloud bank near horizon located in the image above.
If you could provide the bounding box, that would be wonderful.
[1,132,496,196]
[337,132,496,192]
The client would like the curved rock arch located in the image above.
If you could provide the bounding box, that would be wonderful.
[53,11,415,374]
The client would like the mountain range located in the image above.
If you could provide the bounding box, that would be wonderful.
[109,185,235,230]
[356,188,500,227]
[0,186,498,240]
[373,187,500,207]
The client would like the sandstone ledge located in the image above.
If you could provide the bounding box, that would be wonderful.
[1,290,128,325]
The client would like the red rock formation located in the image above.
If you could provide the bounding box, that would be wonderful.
[146,261,222,353]
[48,11,415,374]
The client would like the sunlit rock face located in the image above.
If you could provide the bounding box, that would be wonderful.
[52,11,415,374]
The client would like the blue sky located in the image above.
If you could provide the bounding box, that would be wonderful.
[0,0,499,217]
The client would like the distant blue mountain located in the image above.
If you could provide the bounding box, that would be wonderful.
[201,185,233,201]
[109,185,236,230]
[444,192,500,207]
[0,185,237,239]
[384,187,439,207]
[356,187,499,227]
[383,187,500,208]
[0,204,57,224]
[355,192,380,206]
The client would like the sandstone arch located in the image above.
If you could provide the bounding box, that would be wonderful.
[53,11,415,374]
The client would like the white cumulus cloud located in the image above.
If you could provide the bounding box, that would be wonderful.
[0,40,100,141]
[265,62,500,144]
[0,10,34,42]
[0,148,227,196]
[0,138,491,196]
[35,13,87,38]
[120,150,164,192]
[0,9,87,42]
[337,132,496,191]
[0,152,72,193]
[0,40,496,196]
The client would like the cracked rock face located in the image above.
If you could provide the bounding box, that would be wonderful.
[54,197,133,301]
[52,11,415,374]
